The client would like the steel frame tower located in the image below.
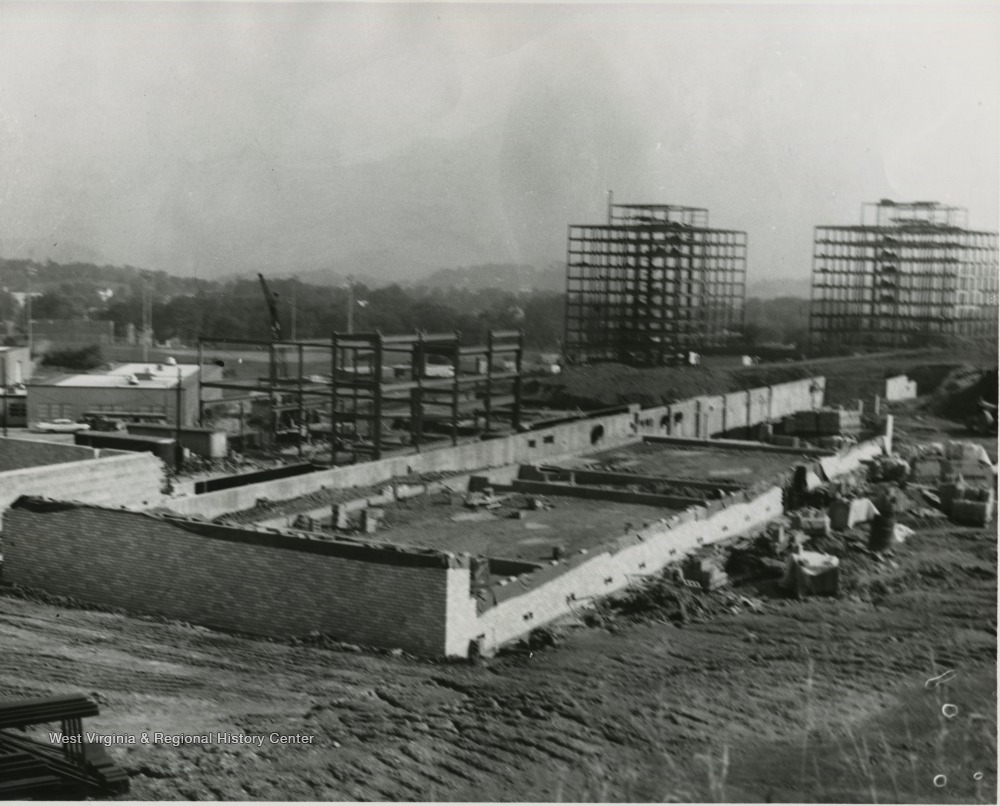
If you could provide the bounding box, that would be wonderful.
[564,203,747,365]
[808,200,999,353]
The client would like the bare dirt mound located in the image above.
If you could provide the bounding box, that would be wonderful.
[534,349,987,410]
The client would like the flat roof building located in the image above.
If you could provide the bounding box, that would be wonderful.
[564,203,747,365]
[808,200,999,353]
[26,361,221,426]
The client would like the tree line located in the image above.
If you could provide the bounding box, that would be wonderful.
[1,258,810,351]
[0,260,566,349]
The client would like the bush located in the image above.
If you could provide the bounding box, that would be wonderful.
[41,344,104,370]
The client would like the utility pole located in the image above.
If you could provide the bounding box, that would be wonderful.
[142,283,150,362]
[346,276,355,334]
[174,364,184,472]
[26,294,32,357]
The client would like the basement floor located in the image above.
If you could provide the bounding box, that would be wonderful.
[361,491,674,562]
[568,440,821,484]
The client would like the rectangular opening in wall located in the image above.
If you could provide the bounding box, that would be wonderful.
[543,435,555,445]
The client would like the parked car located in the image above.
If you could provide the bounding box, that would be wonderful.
[81,413,126,432]
[32,419,92,434]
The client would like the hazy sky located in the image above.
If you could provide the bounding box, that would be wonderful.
[1,2,997,285]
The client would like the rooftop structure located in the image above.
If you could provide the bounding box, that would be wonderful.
[808,200,999,353]
[26,361,218,425]
[565,201,747,365]
[45,362,199,388]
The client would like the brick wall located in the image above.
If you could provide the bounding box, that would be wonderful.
[0,451,165,528]
[3,500,462,656]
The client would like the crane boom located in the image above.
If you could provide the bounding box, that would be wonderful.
[258,273,283,341]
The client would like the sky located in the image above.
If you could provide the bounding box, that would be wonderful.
[1,1,997,288]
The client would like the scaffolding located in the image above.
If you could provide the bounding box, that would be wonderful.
[564,202,747,365]
[809,200,999,353]
[196,330,524,463]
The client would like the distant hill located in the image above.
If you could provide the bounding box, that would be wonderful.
[0,238,110,267]
[411,263,564,294]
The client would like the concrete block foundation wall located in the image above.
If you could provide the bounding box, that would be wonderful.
[464,432,886,654]
[0,450,165,528]
[466,486,785,653]
[0,438,100,472]
[166,377,827,520]
[4,499,461,656]
[884,375,917,402]
[164,406,643,520]
[635,377,825,440]
[1,434,887,657]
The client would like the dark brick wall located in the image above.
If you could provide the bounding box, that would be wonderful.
[4,503,453,655]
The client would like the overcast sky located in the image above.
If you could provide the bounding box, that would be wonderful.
[1,2,997,285]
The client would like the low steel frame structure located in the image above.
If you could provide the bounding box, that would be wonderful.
[196,330,524,463]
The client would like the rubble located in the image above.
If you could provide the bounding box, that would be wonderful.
[792,508,831,537]
[780,550,841,598]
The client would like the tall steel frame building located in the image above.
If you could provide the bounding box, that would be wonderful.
[564,203,747,365]
[809,200,999,353]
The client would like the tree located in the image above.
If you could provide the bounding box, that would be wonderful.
[41,344,104,370]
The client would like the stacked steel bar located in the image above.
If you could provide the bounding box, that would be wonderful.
[564,203,747,365]
[0,694,129,798]
[808,200,1000,353]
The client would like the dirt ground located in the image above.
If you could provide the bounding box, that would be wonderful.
[533,346,997,410]
[371,492,675,561]
[0,414,996,802]
[575,441,817,482]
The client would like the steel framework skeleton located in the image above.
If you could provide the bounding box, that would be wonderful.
[197,330,524,463]
[564,203,747,364]
[808,200,999,353]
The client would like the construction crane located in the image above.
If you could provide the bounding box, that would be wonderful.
[258,273,283,342]
[257,272,287,381]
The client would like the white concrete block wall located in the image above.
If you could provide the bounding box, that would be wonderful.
[467,486,784,653]
[724,391,750,431]
[164,377,825,520]
[748,387,771,428]
[166,408,644,519]
[0,452,165,527]
[444,566,479,656]
[884,375,917,401]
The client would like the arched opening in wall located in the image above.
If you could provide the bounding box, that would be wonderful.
[659,415,670,430]
[673,412,684,424]
[590,424,605,445]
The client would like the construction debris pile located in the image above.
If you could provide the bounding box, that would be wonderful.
[583,430,996,630]
[769,406,862,449]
